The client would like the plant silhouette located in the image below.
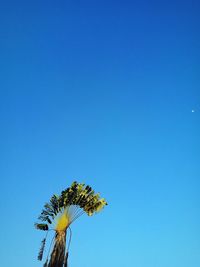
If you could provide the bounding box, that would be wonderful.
[35,181,107,267]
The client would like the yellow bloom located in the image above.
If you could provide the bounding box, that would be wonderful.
[55,209,71,232]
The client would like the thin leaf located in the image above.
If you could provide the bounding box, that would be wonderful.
[38,238,46,261]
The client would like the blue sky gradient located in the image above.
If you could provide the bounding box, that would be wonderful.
[0,1,199,266]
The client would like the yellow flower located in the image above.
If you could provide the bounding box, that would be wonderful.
[55,208,71,232]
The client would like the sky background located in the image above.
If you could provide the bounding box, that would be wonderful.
[0,0,200,266]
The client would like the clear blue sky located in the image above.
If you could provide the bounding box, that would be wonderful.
[0,0,199,266]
